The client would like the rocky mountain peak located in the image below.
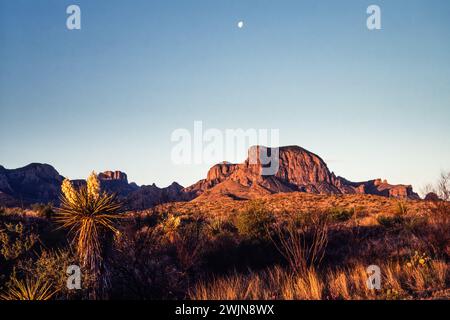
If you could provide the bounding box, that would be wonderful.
[187,145,420,201]
[0,163,64,205]
[168,182,184,191]
[98,171,128,182]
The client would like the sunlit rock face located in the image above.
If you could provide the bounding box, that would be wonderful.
[184,145,420,201]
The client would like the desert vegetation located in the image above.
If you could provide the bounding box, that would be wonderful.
[0,173,448,300]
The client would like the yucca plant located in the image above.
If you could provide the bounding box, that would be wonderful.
[0,274,57,300]
[56,172,122,299]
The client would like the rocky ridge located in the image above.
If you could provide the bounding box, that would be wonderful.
[0,145,420,209]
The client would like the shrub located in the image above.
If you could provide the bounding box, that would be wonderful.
[0,207,22,217]
[206,217,237,237]
[419,174,450,257]
[110,225,185,299]
[235,201,274,241]
[171,215,207,273]
[377,215,404,229]
[0,222,39,261]
[31,203,55,219]
[396,202,408,216]
[15,249,79,300]
[204,229,240,272]
[329,207,354,222]
[270,212,329,274]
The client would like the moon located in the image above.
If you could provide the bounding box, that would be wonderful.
[237,21,244,29]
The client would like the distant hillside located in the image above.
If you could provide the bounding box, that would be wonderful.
[0,166,186,209]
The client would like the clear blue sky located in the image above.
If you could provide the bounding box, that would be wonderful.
[1,0,449,193]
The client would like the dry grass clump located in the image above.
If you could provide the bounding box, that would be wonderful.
[269,211,328,274]
[190,257,448,300]
[0,274,57,300]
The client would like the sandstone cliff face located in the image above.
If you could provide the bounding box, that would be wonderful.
[274,146,333,186]
[98,170,128,181]
[97,171,139,197]
[336,177,419,199]
[185,146,339,200]
[184,146,334,197]
[186,146,420,201]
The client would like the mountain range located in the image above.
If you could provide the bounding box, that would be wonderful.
[0,145,419,209]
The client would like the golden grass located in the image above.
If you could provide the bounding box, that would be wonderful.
[189,260,448,300]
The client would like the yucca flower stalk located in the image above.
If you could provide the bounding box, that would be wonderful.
[86,171,101,201]
[61,178,77,205]
[0,275,57,300]
[57,172,122,299]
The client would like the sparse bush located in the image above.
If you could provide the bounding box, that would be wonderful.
[329,207,354,222]
[377,201,409,229]
[110,224,184,299]
[414,172,450,257]
[206,217,237,237]
[171,215,207,273]
[377,214,404,229]
[0,207,23,217]
[15,249,79,299]
[396,201,408,216]
[436,172,450,201]
[270,212,329,274]
[235,201,275,241]
[31,203,55,219]
[204,229,239,272]
[0,222,39,261]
